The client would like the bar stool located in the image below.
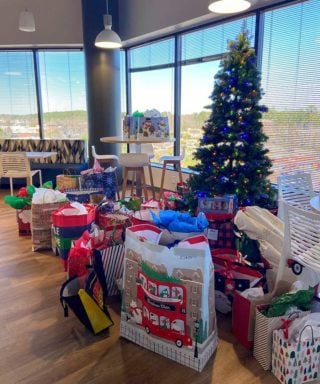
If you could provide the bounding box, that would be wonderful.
[91,145,120,199]
[119,153,153,201]
[159,146,186,199]
[129,143,155,199]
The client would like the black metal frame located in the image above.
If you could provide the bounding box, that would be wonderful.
[0,47,83,139]
[123,0,305,157]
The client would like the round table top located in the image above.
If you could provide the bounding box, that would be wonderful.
[100,136,175,144]
[310,195,320,213]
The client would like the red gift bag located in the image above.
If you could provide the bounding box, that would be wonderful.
[52,203,96,227]
[205,212,235,249]
[16,206,31,236]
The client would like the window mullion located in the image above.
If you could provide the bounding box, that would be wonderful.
[32,50,44,139]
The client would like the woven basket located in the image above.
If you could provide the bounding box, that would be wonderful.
[31,201,65,251]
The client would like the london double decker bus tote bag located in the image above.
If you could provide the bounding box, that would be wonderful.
[120,224,218,372]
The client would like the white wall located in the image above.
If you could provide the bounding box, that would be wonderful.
[0,0,83,47]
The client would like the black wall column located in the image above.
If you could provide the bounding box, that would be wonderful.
[81,0,121,162]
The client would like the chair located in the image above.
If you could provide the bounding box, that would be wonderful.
[159,146,186,199]
[129,143,155,199]
[0,152,42,195]
[277,172,316,220]
[91,145,120,199]
[283,202,320,276]
[118,153,152,201]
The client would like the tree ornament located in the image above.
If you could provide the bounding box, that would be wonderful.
[187,30,275,209]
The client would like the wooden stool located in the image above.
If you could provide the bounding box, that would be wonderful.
[119,153,154,201]
[91,145,120,200]
[159,147,186,199]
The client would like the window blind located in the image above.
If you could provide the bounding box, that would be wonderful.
[129,38,175,71]
[0,51,38,138]
[38,50,87,139]
[261,0,320,189]
[181,15,256,63]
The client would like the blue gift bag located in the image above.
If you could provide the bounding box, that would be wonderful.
[81,172,116,199]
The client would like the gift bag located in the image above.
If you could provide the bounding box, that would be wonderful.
[212,248,265,314]
[60,270,113,335]
[93,245,126,298]
[120,224,218,372]
[56,173,81,190]
[31,201,65,251]
[16,206,31,236]
[205,214,235,249]
[232,281,290,349]
[272,325,320,384]
[52,203,95,259]
[81,172,116,199]
[253,305,309,370]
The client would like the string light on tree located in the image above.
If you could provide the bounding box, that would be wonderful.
[187,29,275,208]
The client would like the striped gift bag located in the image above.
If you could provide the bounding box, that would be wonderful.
[253,305,309,370]
[93,245,125,298]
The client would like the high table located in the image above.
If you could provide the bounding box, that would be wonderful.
[310,195,320,213]
[100,136,175,197]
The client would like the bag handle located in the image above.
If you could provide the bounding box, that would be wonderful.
[298,324,314,345]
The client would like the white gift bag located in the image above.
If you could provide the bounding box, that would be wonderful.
[120,224,218,372]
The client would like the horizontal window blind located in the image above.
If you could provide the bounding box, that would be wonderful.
[181,16,256,63]
[129,38,175,70]
[38,50,87,139]
[261,0,320,189]
[0,51,38,138]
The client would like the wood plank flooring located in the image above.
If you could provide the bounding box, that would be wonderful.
[0,189,278,384]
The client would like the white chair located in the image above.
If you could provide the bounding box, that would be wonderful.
[159,146,186,199]
[277,172,315,220]
[0,152,42,195]
[119,153,153,201]
[129,143,155,199]
[91,145,120,199]
[283,202,320,276]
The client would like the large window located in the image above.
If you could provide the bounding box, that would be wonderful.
[261,0,320,188]
[180,16,256,167]
[128,38,175,162]
[39,51,87,139]
[0,51,38,138]
[0,49,87,140]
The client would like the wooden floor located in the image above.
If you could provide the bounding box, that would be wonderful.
[0,189,279,384]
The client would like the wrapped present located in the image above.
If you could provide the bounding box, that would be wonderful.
[198,195,238,216]
[176,182,189,195]
[141,199,163,210]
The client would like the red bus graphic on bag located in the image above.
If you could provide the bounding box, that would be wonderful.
[129,267,192,348]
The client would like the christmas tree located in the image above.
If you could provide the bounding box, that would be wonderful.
[188,30,275,208]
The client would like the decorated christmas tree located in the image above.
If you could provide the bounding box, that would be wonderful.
[188,30,275,208]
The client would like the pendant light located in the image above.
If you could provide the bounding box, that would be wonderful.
[95,0,122,49]
[19,9,36,32]
[208,0,251,14]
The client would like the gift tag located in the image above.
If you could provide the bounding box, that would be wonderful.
[206,228,219,241]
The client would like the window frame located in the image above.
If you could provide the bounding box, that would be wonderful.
[0,47,86,140]
[123,0,302,169]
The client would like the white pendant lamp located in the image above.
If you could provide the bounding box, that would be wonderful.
[19,9,36,32]
[208,0,251,14]
[95,0,122,49]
